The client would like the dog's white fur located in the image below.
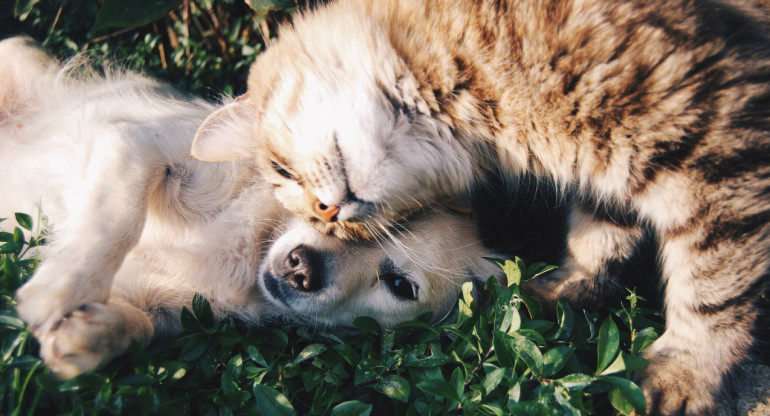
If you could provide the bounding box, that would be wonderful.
[1,37,504,379]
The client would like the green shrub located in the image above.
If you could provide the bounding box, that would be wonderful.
[4,0,298,97]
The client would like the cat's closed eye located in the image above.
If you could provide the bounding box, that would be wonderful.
[271,160,298,181]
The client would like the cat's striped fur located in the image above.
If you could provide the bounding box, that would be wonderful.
[192,0,770,414]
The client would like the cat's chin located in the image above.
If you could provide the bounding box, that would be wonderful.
[306,218,378,240]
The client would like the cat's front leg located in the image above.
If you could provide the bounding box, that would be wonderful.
[523,203,646,309]
[638,229,765,415]
[37,298,153,379]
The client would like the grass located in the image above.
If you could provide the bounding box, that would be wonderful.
[2,1,665,415]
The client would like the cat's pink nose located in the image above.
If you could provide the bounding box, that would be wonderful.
[313,200,340,222]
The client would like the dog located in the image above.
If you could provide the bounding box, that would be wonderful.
[0,37,505,379]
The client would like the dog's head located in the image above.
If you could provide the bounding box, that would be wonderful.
[257,208,505,328]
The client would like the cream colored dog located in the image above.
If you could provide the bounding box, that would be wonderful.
[0,37,504,379]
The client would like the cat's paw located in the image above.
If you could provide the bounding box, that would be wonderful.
[637,352,719,416]
[37,302,152,379]
[520,276,560,308]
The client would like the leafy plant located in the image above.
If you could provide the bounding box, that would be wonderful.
[4,0,300,97]
[0,213,663,415]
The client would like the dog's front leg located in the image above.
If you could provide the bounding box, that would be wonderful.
[16,126,165,336]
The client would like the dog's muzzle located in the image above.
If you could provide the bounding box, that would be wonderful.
[262,245,325,305]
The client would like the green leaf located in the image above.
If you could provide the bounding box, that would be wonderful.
[332,343,360,367]
[450,367,464,400]
[552,299,574,340]
[507,377,523,404]
[488,258,522,286]
[14,213,33,231]
[551,386,581,416]
[192,293,214,328]
[519,292,544,320]
[215,328,243,347]
[461,280,475,306]
[377,374,410,402]
[13,0,40,20]
[526,262,558,279]
[251,384,297,416]
[499,332,543,375]
[508,305,522,334]
[555,373,594,391]
[178,335,207,361]
[247,0,294,14]
[404,350,452,368]
[595,317,620,375]
[179,306,200,331]
[600,376,646,415]
[416,379,461,402]
[480,403,506,416]
[508,400,562,416]
[330,401,372,416]
[13,227,24,243]
[601,352,649,376]
[293,343,327,364]
[247,345,269,367]
[493,331,516,367]
[352,316,382,334]
[222,364,251,404]
[499,306,515,333]
[542,346,574,378]
[395,319,441,336]
[0,243,21,254]
[517,328,548,346]
[631,327,659,355]
[93,0,182,31]
[623,355,649,372]
[115,373,155,386]
[481,366,505,395]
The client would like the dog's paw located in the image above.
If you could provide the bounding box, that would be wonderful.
[16,278,74,336]
[16,262,113,335]
[37,302,153,379]
[636,351,719,416]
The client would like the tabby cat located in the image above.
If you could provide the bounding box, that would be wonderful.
[192,0,770,414]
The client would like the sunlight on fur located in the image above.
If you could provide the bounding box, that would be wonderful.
[1,37,504,379]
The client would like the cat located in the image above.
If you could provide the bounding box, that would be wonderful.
[190,0,770,414]
[2,36,505,378]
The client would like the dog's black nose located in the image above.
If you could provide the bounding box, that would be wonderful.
[281,246,323,292]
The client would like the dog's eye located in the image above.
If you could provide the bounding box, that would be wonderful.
[382,272,418,301]
[271,160,297,181]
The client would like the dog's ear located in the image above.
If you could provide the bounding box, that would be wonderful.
[0,36,57,119]
[191,94,256,162]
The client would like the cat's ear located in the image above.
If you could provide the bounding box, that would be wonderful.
[191,94,257,162]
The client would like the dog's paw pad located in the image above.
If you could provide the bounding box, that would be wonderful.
[37,303,129,379]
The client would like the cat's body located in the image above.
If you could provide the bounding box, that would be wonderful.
[193,0,770,414]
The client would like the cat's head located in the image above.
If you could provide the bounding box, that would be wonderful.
[191,6,477,239]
